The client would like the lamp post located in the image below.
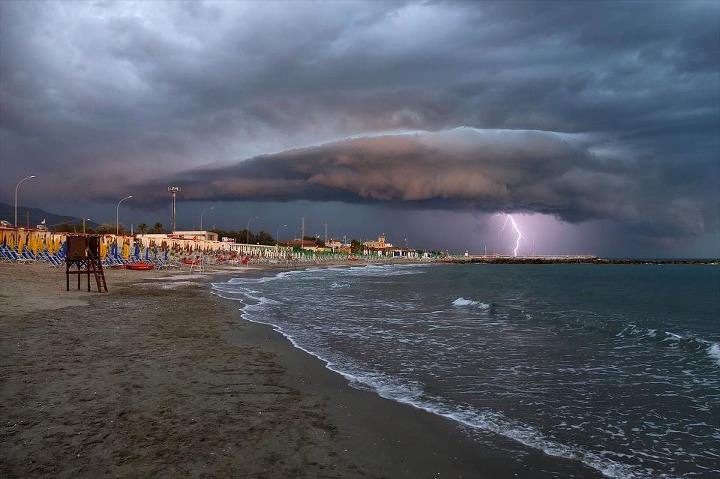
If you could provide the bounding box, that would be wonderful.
[116,195,133,236]
[200,206,214,231]
[276,224,287,245]
[14,175,36,227]
[246,216,259,245]
[83,218,91,235]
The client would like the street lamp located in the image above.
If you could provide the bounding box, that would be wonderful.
[83,218,92,235]
[14,175,36,227]
[246,216,259,244]
[276,224,287,245]
[116,195,133,236]
[200,206,214,231]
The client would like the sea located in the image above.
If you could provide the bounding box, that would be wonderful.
[212,263,720,478]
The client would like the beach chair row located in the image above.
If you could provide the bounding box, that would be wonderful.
[0,244,65,266]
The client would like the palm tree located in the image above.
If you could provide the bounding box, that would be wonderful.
[138,223,148,234]
[152,222,164,234]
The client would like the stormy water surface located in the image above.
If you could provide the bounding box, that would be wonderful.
[212,264,720,478]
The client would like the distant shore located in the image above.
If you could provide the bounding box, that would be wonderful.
[1,262,602,478]
[445,256,718,265]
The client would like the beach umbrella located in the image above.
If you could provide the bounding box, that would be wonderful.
[122,241,130,259]
[134,241,140,258]
[30,234,39,256]
[145,246,150,261]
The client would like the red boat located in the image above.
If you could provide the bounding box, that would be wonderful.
[127,261,154,271]
[182,258,201,265]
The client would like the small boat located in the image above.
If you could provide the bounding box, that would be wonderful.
[182,258,201,265]
[348,256,359,261]
[127,261,154,271]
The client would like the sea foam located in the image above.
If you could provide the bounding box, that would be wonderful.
[452,297,491,310]
[707,343,720,367]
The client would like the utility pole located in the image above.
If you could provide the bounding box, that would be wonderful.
[324,223,328,244]
[168,186,180,232]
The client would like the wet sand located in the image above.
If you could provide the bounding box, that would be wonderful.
[0,262,601,478]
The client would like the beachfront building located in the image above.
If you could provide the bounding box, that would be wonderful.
[136,232,292,259]
[326,238,351,254]
[363,234,394,256]
[282,239,331,253]
[168,230,219,241]
[385,247,419,258]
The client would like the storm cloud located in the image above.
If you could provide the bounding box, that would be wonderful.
[1,1,718,248]
[122,128,709,238]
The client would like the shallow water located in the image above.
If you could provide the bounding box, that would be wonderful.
[213,264,720,478]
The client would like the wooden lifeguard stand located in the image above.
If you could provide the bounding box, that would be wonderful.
[66,235,108,292]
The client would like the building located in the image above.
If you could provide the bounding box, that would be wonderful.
[326,238,343,249]
[386,247,418,258]
[363,234,393,250]
[325,238,352,253]
[168,230,219,241]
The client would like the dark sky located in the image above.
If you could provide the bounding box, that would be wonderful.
[1,1,718,256]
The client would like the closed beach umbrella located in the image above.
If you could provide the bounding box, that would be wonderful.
[134,241,140,258]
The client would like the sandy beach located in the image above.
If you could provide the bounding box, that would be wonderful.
[0,262,601,478]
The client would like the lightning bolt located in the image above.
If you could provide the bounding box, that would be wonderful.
[499,214,523,257]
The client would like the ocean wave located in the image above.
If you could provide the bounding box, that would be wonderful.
[216,282,653,479]
[707,343,720,367]
[452,297,491,310]
[615,324,720,366]
[232,264,430,284]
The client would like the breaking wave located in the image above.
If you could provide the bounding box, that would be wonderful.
[452,297,491,310]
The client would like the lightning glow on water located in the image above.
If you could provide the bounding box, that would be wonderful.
[501,214,523,257]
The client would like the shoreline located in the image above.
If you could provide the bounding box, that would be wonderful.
[215,266,605,478]
[1,262,602,478]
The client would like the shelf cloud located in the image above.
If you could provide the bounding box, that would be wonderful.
[122,128,710,239]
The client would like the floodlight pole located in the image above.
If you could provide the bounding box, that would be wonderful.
[200,206,214,231]
[14,175,36,227]
[168,186,180,232]
[247,216,258,244]
[276,224,287,245]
